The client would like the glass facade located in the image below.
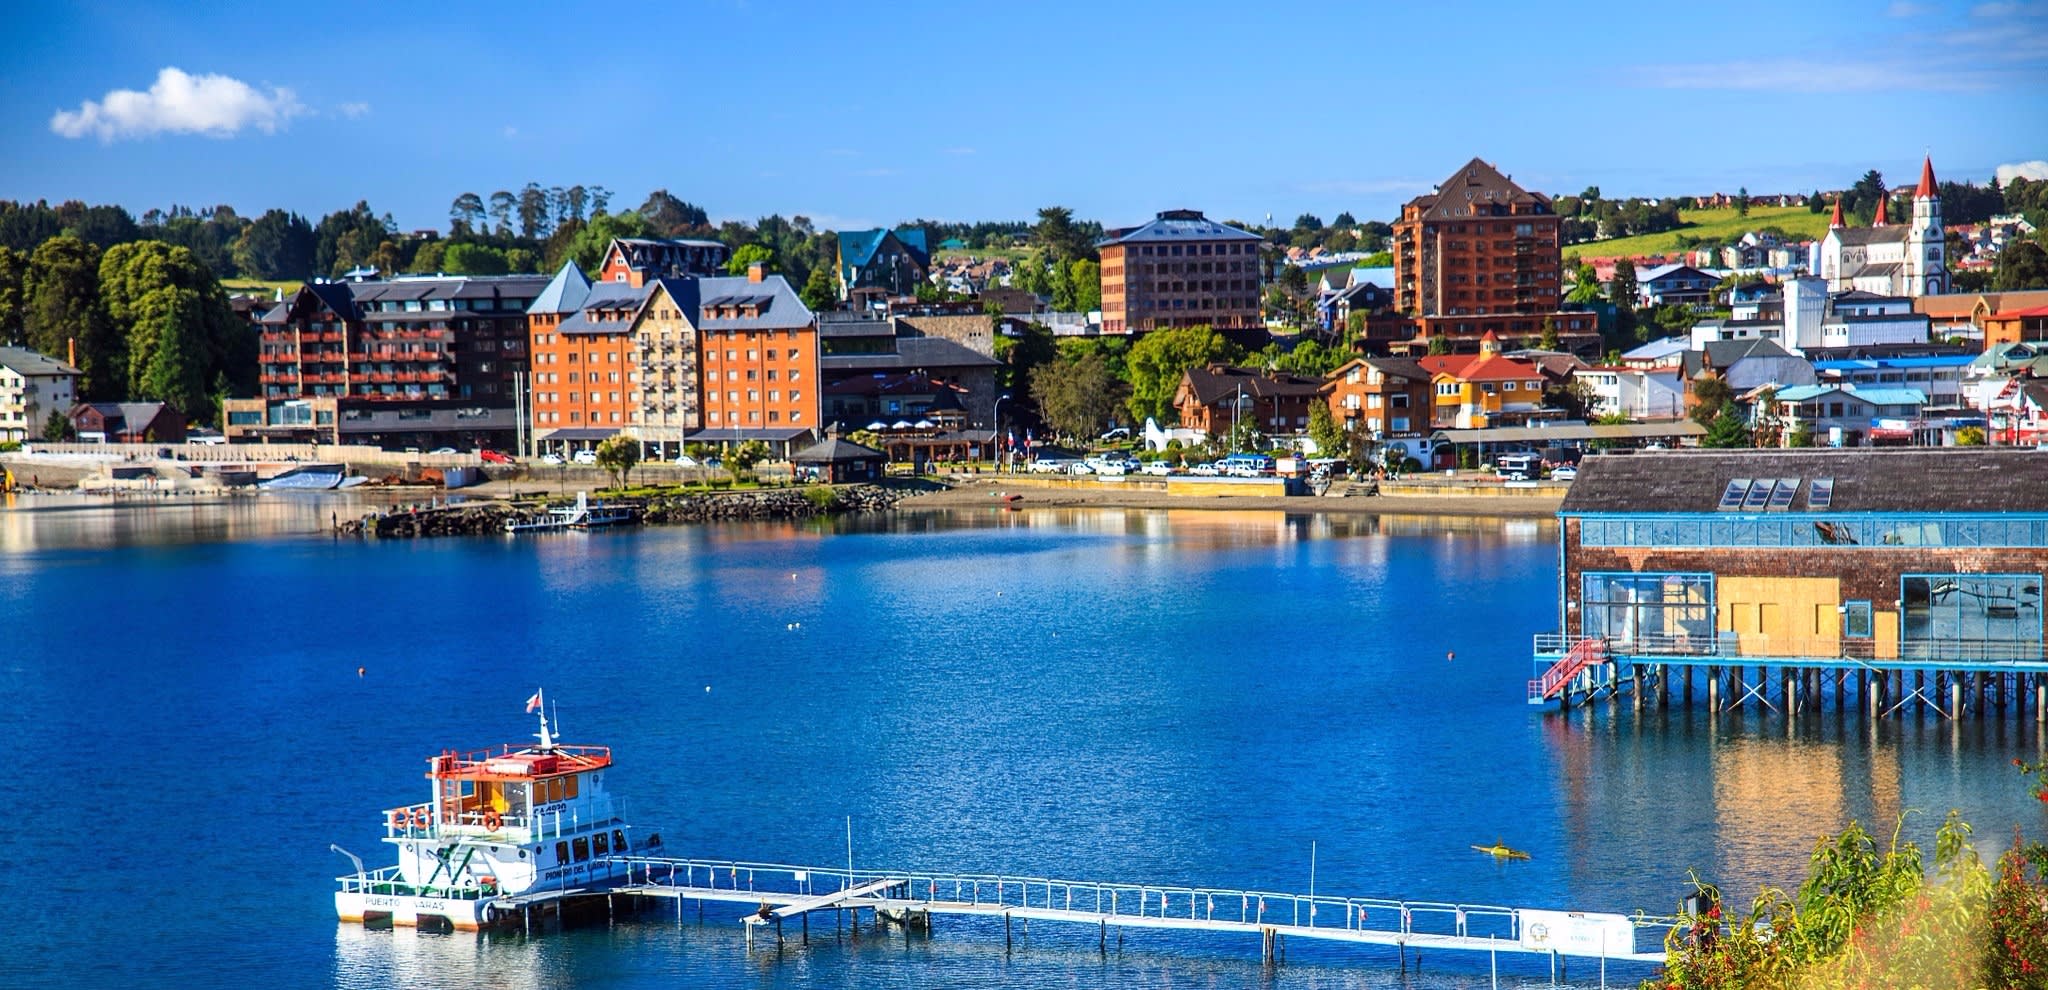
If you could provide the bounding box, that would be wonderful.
[1900,574,2044,661]
[1578,515,2048,550]
[1581,572,1716,649]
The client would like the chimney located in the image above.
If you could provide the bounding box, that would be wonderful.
[68,336,75,368]
[747,261,766,283]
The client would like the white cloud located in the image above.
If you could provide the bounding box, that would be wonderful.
[1632,57,1994,92]
[50,67,305,141]
[1997,160,2048,183]
[338,101,371,119]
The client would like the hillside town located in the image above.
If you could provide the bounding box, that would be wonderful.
[6,153,2048,479]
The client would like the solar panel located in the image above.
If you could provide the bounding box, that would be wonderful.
[1718,479,1752,510]
[1767,478,1799,511]
[1741,478,1775,510]
[1808,477,1834,510]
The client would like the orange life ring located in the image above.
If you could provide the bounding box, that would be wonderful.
[482,810,502,831]
[409,807,429,829]
[389,809,407,829]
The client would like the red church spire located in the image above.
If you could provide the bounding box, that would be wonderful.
[1830,197,1845,228]
[1874,195,1890,226]
[1915,156,1938,198]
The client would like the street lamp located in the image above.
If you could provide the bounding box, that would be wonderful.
[992,393,1012,471]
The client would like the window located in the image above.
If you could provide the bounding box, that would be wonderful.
[573,837,590,861]
[555,840,571,864]
[1900,574,2042,660]
[1580,573,1715,651]
[1843,601,1874,639]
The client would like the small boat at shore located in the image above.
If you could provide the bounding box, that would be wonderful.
[504,492,636,533]
[259,463,348,490]
[333,691,647,931]
[1472,841,1530,861]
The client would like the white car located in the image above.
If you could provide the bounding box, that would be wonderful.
[674,454,701,467]
[540,453,564,466]
[1190,462,1221,476]
[572,449,598,465]
[428,447,458,455]
[1030,456,1078,474]
[1551,465,1579,481]
[1139,462,1174,476]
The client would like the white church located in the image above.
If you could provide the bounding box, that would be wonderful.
[1815,156,1946,298]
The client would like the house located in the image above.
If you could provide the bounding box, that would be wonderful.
[1635,264,1722,309]
[817,313,1001,432]
[790,433,886,483]
[1315,268,1396,332]
[595,237,729,285]
[1978,377,2048,446]
[1984,306,2048,349]
[837,227,931,304]
[1173,365,1325,437]
[1572,365,1687,420]
[1685,338,1818,400]
[0,347,81,442]
[1767,384,1927,446]
[1321,357,1431,441]
[1416,332,1551,430]
[1811,354,1974,409]
[69,402,185,443]
[1914,289,2048,340]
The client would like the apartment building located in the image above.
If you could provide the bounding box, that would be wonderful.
[1098,210,1263,335]
[1321,357,1432,440]
[0,347,80,442]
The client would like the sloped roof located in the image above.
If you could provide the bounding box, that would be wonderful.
[557,280,648,334]
[1833,226,1908,246]
[819,336,999,371]
[1403,158,1549,220]
[529,261,593,315]
[838,228,931,269]
[0,346,80,377]
[791,435,886,464]
[1098,209,1260,246]
[1179,365,1324,405]
[681,274,815,331]
[1559,448,2048,514]
[1773,384,1926,405]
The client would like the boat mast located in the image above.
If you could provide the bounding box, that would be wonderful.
[531,688,554,751]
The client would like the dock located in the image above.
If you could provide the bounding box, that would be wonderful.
[474,855,1670,981]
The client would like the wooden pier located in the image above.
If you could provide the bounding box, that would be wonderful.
[1532,633,2048,720]
[477,855,1669,983]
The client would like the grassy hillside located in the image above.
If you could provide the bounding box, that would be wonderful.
[1566,206,1831,261]
[222,279,301,297]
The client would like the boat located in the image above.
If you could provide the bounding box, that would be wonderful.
[1472,841,1531,861]
[259,463,348,490]
[333,692,645,931]
[504,492,636,533]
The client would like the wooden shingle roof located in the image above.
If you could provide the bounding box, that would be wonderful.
[1560,449,2048,514]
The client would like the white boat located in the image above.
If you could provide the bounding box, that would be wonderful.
[260,463,348,490]
[504,492,635,533]
[333,692,642,931]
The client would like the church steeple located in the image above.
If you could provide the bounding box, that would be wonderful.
[1829,197,1845,228]
[1915,155,1938,199]
[1873,195,1890,226]
[1907,156,1944,296]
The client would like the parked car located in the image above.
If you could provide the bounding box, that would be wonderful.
[478,449,513,465]
[1495,452,1539,481]
[1218,453,1276,477]
[428,447,458,455]
[1189,462,1221,476]
[1086,451,1140,475]
[571,449,598,465]
[1551,464,1579,481]
[1030,456,1078,474]
[1099,427,1132,441]
[1139,462,1174,476]
[540,453,565,466]
[673,454,701,467]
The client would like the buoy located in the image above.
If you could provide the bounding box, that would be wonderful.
[704,685,712,693]
[1446,651,1455,662]
[357,666,365,677]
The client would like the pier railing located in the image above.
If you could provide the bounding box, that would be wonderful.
[1533,632,2048,667]
[605,855,1670,956]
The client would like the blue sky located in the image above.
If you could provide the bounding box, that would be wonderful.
[2,0,2044,232]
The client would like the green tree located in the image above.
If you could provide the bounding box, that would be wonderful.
[1750,386,1783,448]
[1702,403,1751,448]
[800,265,838,312]
[41,409,71,441]
[1608,258,1638,307]
[1787,420,1816,448]
[1030,350,1125,441]
[725,243,775,275]
[25,236,117,398]
[1307,400,1342,457]
[1225,417,1262,453]
[98,240,249,421]
[558,211,653,273]
[313,201,391,277]
[1279,265,1309,295]
[726,439,770,475]
[1124,325,1243,425]
[1032,206,1093,263]
[1994,240,2048,291]
[0,245,27,345]
[1539,316,1560,351]
[1955,425,1987,446]
[504,247,538,274]
[408,240,448,274]
[1566,260,1603,303]
[1069,258,1101,313]
[1735,186,1750,217]
[448,192,486,237]
[593,434,641,489]
[1427,335,1451,356]
[636,190,709,236]
[442,243,510,276]
[1690,375,1734,426]
[231,209,316,280]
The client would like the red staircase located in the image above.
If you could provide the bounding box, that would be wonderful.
[1528,637,1607,703]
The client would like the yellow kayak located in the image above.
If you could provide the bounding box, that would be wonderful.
[1472,841,1530,861]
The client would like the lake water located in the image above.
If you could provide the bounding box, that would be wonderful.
[2,495,2040,989]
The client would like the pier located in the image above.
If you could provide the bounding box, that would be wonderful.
[468,855,1670,980]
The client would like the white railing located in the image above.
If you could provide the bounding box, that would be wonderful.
[604,855,1668,954]
[1534,632,2048,666]
[385,796,627,840]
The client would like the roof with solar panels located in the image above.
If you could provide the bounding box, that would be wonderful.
[1558,449,2048,514]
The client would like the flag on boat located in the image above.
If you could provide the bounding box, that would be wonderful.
[526,691,543,713]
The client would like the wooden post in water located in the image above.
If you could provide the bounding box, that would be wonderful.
[1658,664,1670,709]
[1683,664,1693,707]
[1708,667,1720,712]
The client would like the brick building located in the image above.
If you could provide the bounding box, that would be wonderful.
[228,273,545,447]
[1098,210,1263,335]
[1389,159,1599,354]
[595,237,729,286]
[1321,357,1432,441]
[525,255,819,456]
[1173,364,1323,437]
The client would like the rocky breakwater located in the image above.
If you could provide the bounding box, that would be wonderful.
[640,484,905,523]
[338,484,910,538]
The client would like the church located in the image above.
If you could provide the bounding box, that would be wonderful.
[1815,156,1946,298]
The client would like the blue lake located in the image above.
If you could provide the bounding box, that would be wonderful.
[1,497,2039,988]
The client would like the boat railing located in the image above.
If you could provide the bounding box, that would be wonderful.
[386,795,627,840]
[334,864,490,901]
[604,855,1670,950]
[433,743,614,771]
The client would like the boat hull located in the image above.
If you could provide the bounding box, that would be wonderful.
[336,890,494,931]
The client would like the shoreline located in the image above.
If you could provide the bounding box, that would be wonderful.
[896,478,1564,519]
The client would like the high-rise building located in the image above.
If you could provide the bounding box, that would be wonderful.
[1390,159,1596,352]
[1097,210,1263,335]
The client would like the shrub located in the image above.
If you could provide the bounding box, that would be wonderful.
[0,440,20,453]
[802,486,837,510]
